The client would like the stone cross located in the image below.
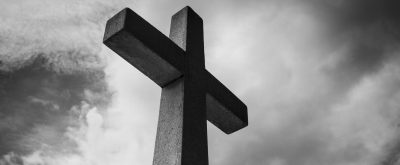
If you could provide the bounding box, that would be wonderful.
[103,6,248,165]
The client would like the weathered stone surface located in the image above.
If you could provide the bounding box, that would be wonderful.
[103,6,248,165]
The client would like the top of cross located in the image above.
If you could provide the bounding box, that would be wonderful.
[103,6,247,134]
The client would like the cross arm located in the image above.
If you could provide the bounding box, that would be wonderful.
[204,70,248,134]
[103,8,185,87]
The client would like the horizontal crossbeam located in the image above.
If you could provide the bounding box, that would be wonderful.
[103,8,185,87]
[204,70,248,134]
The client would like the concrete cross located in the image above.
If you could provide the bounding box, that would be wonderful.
[103,6,248,165]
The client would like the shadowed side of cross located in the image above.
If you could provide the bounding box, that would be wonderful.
[103,6,248,165]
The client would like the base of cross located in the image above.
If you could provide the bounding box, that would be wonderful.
[103,6,248,165]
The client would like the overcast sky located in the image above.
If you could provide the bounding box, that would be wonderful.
[1,0,400,165]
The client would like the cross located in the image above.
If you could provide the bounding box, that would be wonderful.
[103,6,248,165]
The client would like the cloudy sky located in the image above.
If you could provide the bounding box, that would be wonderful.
[1,0,400,165]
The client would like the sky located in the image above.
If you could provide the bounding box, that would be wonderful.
[0,0,400,165]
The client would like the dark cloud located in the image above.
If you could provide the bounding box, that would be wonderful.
[305,2,400,163]
[0,55,111,156]
[308,0,400,31]
[306,0,400,86]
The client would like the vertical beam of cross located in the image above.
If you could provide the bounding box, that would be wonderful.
[103,6,248,165]
[153,7,208,165]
